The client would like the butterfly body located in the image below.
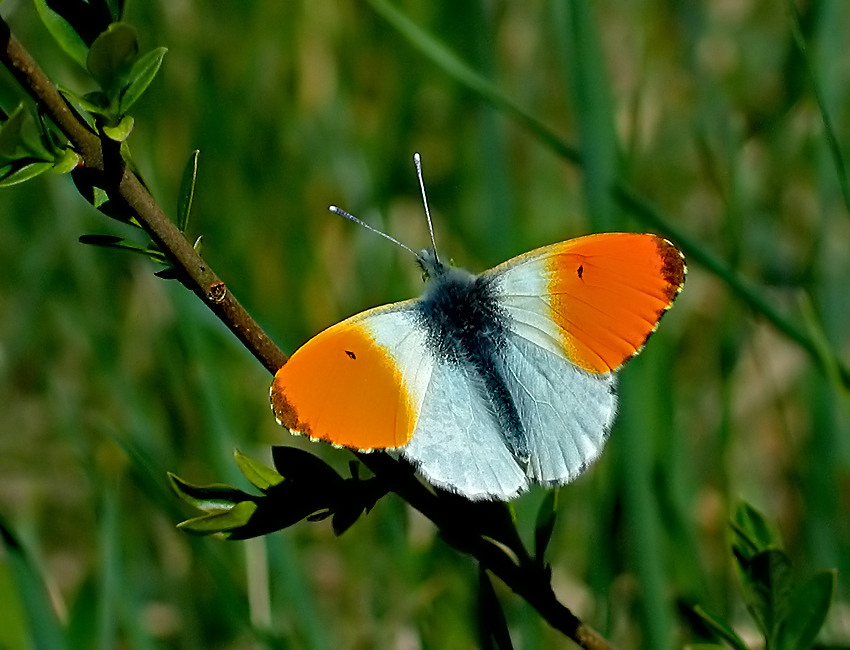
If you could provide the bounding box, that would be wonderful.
[272,232,685,500]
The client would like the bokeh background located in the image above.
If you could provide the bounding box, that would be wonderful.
[1,1,849,648]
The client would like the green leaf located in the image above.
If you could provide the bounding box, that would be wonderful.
[0,105,27,158]
[735,548,793,644]
[86,22,139,94]
[0,160,53,187]
[63,89,111,118]
[271,445,344,486]
[33,0,90,68]
[690,605,751,650]
[533,490,557,565]
[776,569,836,650]
[78,234,167,263]
[52,148,81,174]
[177,501,259,536]
[102,115,134,141]
[234,449,284,492]
[168,473,252,512]
[177,149,200,232]
[0,104,58,162]
[732,501,781,558]
[92,186,109,209]
[119,47,167,114]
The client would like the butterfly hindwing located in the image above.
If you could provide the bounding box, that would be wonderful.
[498,331,616,486]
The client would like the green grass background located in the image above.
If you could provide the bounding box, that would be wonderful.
[1,1,849,648]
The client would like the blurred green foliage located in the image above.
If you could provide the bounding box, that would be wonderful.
[1,0,848,648]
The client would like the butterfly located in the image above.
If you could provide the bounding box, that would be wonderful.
[271,154,686,500]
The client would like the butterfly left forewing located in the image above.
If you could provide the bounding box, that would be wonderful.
[271,302,432,450]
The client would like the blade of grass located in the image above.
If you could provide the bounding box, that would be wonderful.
[0,519,67,650]
[364,0,580,165]
[617,351,677,650]
[783,0,850,218]
[554,0,619,229]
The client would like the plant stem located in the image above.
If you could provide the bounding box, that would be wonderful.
[0,17,286,376]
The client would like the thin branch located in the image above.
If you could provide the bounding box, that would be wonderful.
[0,14,614,649]
[0,16,286,376]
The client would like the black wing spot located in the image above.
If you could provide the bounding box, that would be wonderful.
[577,264,584,279]
[345,350,356,360]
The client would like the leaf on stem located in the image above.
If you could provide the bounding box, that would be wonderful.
[170,447,390,540]
[102,115,134,141]
[86,22,138,94]
[177,149,200,232]
[234,449,284,491]
[776,569,836,650]
[119,47,167,114]
[78,234,168,264]
[478,568,514,650]
[690,605,751,650]
[0,159,54,186]
[178,501,259,536]
[33,0,90,68]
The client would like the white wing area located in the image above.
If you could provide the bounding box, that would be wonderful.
[400,360,529,500]
[500,332,616,486]
[357,304,435,429]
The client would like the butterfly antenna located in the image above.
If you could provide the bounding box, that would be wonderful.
[413,153,440,264]
[328,205,417,257]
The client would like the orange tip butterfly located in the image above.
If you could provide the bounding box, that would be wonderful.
[271,154,686,500]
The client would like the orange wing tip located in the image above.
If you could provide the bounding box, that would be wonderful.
[611,235,686,363]
[269,380,409,453]
[269,323,417,450]
[655,236,687,300]
[551,233,686,375]
[603,235,685,367]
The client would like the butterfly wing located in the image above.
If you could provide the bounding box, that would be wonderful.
[482,232,685,485]
[271,301,433,450]
[484,232,686,373]
[398,358,529,500]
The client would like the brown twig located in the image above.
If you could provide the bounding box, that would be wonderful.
[0,17,286,376]
[0,15,615,649]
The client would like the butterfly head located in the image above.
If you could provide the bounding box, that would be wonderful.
[416,248,448,282]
